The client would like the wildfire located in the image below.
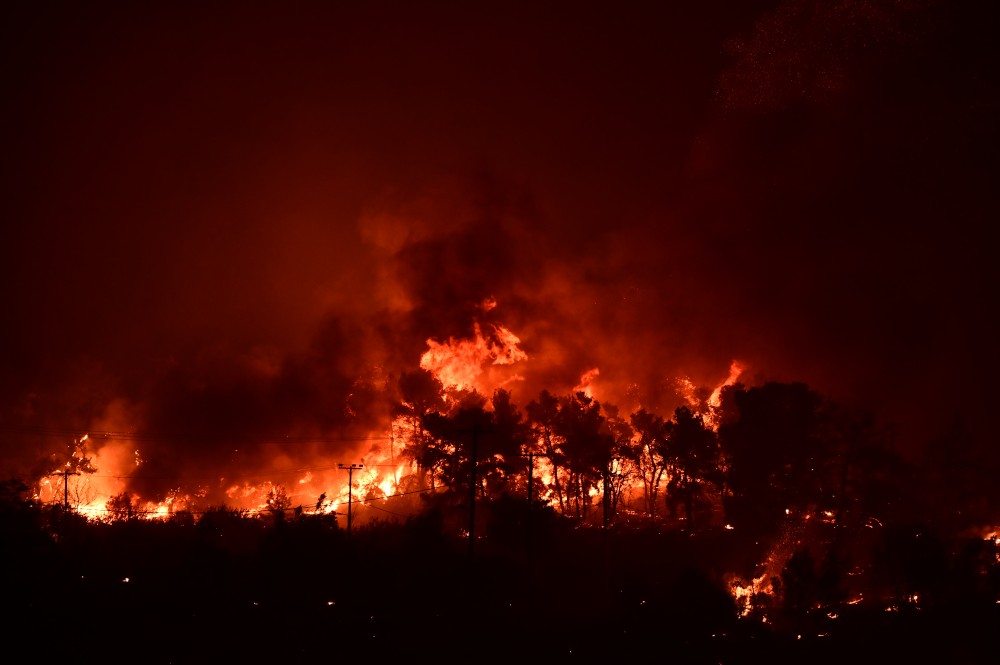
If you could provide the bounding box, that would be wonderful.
[731,573,775,618]
[419,322,528,393]
[708,360,746,409]
[726,516,804,617]
[675,376,700,409]
[573,368,600,398]
[29,307,755,544]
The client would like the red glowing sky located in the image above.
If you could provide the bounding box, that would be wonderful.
[1,1,996,483]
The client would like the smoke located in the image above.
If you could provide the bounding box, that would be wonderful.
[2,0,997,500]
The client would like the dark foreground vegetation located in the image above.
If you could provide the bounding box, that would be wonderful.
[4,479,999,665]
[7,378,1000,663]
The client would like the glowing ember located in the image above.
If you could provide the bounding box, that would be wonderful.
[731,574,775,617]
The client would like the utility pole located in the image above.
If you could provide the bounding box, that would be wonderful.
[49,468,80,510]
[520,451,538,507]
[519,450,545,567]
[389,424,397,492]
[602,457,621,530]
[338,463,364,537]
[519,450,553,507]
[603,465,609,529]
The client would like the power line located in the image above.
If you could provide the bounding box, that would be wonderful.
[1,427,392,444]
[66,482,455,520]
[337,463,364,537]
[62,478,458,513]
[57,459,411,483]
[48,468,80,509]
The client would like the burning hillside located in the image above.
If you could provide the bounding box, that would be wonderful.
[28,302,746,524]
[3,4,1000,658]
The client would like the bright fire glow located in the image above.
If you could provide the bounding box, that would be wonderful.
[573,368,600,398]
[708,360,746,408]
[31,310,754,540]
[420,322,527,392]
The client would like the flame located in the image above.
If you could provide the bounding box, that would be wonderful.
[573,368,600,398]
[726,516,801,617]
[420,322,527,393]
[30,305,755,540]
[674,376,699,409]
[731,573,775,618]
[708,360,745,409]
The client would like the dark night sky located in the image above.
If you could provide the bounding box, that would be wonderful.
[2,0,997,485]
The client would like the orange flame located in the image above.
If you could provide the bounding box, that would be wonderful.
[419,321,527,393]
[709,360,746,409]
[573,368,600,398]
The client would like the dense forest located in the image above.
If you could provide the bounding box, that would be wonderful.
[5,376,999,663]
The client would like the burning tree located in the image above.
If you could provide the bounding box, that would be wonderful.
[663,405,722,532]
[525,389,567,512]
[393,368,447,491]
[600,403,635,524]
[548,391,616,521]
[628,408,669,518]
[104,491,141,523]
[39,434,99,510]
[418,388,530,503]
[481,388,532,498]
[421,390,495,501]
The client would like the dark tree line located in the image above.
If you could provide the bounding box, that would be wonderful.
[388,370,986,543]
[5,372,1000,662]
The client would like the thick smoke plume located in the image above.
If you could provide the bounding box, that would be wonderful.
[2,0,997,505]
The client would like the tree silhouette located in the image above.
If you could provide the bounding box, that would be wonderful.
[600,402,634,524]
[421,390,492,498]
[628,408,668,518]
[923,417,999,536]
[526,389,567,512]
[551,392,614,519]
[483,388,532,498]
[663,405,721,532]
[105,491,141,523]
[394,368,447,489]
[779,546,820,614]
[717,382,825,537]
[264,484,292,525]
